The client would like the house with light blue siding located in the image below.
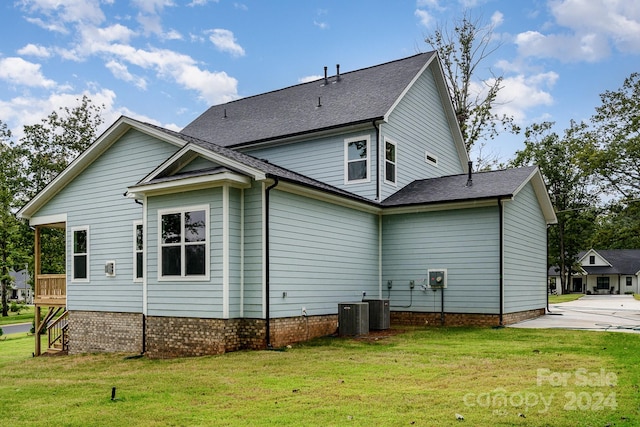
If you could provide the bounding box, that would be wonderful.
[18,52,557,357]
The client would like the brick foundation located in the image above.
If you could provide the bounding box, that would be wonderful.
[66,309,542,358]
[391,308,545,327]
[69,311,143,354]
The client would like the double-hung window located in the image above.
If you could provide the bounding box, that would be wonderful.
[72,227,89,281]
[134,222,143,281]
[159,206,209,279]
[345,136,370,183]
[384,138,397,185]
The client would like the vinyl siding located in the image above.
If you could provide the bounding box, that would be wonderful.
[242,183,265,318]
[503,183,548,312]
[382,207,500,314]
[381,67,464,200]
[268,189,379,318]
[146,187,223,318]
[243,130,378,200]
[31,129,180,312]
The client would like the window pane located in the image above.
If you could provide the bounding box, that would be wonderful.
[185,245,206,275]
[348,140,367,160]
[386,141,395,162]
[185,210,206,242]
[136,253,143,279]
[386,162,396,183]
[74,255,87,279]
[162,246,181,276]
[74,230,87,253]
[348,160,367,181]
[162,213,181,243]
[136,224,143,251]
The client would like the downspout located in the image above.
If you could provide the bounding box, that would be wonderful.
[265,177,279,349]
[373,120,381,201]
[498,197,505,326]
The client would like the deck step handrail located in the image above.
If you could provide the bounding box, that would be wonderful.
[48,310,69,351]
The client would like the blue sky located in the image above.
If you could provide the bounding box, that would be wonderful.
[1,0,638,163]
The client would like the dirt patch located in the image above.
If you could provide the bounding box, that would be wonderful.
[351,328,406,342]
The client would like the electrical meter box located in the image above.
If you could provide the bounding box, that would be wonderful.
[427,269,447,289]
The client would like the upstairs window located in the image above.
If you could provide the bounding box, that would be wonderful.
[385,139,397,184]
[345,136,370,183]
[589,255,595,264]
[72,227,89,281]
[159,206,209,279]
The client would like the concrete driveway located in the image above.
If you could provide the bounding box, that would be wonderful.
[510,295,640,333]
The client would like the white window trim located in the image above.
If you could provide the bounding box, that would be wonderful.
[71,226,90,283]
[133,221,143,283]
[384,137,397,186]
[344,135,371,184]
[157,204,210,282]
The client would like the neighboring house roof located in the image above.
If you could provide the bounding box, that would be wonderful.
[180,52,462,151]
[548,249,640,276]
[9,270,29,290]
[580,249,640,275]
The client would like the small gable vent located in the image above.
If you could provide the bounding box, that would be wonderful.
[425,151,438,166]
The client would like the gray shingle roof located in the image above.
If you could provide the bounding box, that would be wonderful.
[583,250,640,275]
[180,52,436,147]
[381,166,539,207]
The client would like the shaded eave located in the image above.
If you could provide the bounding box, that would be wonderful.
[16,116,188,221]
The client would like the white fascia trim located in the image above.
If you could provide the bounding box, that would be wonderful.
[127,172,251,198]
[382,198,505,216]
[140,143,267,185]
[29,213,67,227]
[276,181,380,214]
[222,185,230,319]
[17,116,186,220]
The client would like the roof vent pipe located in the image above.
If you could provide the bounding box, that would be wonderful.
[336,64,340,81]
[466,161,473,187]
[324,66,328,85]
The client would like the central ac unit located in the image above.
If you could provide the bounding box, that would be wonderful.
[338,302,369,336]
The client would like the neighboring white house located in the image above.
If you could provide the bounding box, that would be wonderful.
[548,249,640,295]
[18,52,557,358]
[9,270,33,304]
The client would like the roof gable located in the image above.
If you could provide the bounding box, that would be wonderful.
[180,52,442,148]
[579,249,640,274]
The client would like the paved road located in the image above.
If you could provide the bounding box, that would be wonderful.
[1,322,32,335]
[510,295,640,333]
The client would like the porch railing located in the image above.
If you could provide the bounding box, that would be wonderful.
[47,310,69,351]
[35,274,66,305]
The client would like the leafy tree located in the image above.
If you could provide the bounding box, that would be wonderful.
[580,72,640,199]
[425,11,519,162]
[589,201,640,249]
[20,95,105,196]
[510,121,597,293]
[0,122,29,316]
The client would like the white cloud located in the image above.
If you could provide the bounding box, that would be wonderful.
[516,0,640,62]
[298,75,322,84]
[20,0,106,26]
[0,57,56,88]
[105,60,147,89]
[0,89,117,140]
[313,21,329,30]
[492,72,559,122]
[515,30,610,62]
[17,43,51,58]
[415,9,434,27]
[207,29,246,57]
[491,11,503,27]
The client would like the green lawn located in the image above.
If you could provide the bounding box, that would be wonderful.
[1,327,638,426]
[0,305,34,327]
[548,294,584,304]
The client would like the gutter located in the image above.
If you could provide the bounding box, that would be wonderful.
[499,197,505,326]
[264,177,279,348]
